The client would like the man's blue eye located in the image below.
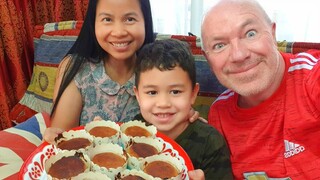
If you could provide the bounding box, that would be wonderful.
[246,30,257,38]
[214,43,225,50]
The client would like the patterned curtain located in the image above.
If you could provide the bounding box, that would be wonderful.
[0,0,88,130]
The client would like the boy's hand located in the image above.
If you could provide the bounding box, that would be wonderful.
[188,169,205,180]
[43,127,64,144]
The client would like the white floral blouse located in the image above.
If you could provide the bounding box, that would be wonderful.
[74,60,140,125]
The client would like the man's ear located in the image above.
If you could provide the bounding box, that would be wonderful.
[271,22,277,45]
[191,83,200,104]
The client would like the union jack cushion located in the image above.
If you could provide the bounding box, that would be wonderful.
[0,112,50,179]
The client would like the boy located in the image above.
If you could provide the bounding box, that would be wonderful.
[134,39,233,179]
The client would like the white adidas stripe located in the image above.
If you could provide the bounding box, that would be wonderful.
[220,89,232,96]
[214,90,235,103]
[288,64,314,72]
[288,53,318,72]
[290,57,317,66]
[296,52,319,63]
[284,140,300,151]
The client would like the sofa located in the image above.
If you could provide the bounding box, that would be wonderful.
[9,20,320,125]
[9,20,227,125]
[1,20,320,179]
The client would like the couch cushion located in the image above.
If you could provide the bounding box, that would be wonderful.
[10,21,82,124]
[25,35,77,107]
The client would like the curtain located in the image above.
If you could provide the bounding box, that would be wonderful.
[0,0,88,130]
[150,0,320,42]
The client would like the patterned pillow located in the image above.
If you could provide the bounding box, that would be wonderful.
[0,112,50,179]
[10,21,82,124]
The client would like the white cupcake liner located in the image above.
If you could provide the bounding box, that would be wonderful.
[120,120,157,145]
[87,143,127,179]
[141,153,183,180]
[54,130,93,152]
[125,137,163,170]
[85,120,121,145]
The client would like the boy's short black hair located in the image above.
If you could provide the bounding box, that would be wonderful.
[135,39,196,88]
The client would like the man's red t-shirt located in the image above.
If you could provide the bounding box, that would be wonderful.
[209,50,320,180]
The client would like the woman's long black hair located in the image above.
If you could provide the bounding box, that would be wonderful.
[51,0,154,116]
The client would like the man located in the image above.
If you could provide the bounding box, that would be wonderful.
[201,0,320,179]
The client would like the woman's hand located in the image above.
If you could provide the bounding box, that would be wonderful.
[188,169,205,180]
[43,127,64,144]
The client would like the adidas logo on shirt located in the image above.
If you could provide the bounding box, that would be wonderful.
[284,140,305,158]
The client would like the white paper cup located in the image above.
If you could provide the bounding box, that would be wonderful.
[87,143,127,179]
[54,130,93,152]
[141,153,183,180]
[85,120,121,145]
[125,137,163,170]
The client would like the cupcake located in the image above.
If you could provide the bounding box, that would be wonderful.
[85,120,120,145]
[87,143,127,179]
[125,137,163,169]
[120,120,157,147]
[115,169,156,180]
[45,150,91,179]
[120,120,157,138]
[54,130,93,151]
[141,154,183,180]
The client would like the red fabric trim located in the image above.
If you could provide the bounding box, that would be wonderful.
[171,35,197,41]
[35,62,59,67]
[292,42,320,54]
[9,104,37,124]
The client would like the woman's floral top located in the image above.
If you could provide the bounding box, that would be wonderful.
[74,60,140,125]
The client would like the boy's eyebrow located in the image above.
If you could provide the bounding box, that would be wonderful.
[169,84,185,88]
[141,84,186,89]
[141,85,156,88]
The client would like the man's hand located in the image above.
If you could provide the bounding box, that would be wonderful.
[189,108,208,123]
[188,169,205,180]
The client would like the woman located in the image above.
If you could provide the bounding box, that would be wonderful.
[44,1,204,179]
